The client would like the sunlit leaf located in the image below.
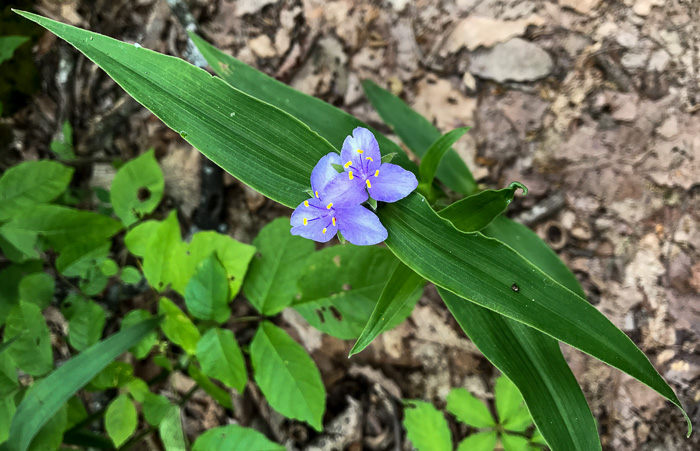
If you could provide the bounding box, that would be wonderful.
[446,388,496,428]
[417,127,471,198]
[403,400,452,451]
[184,254,230,323]
[159,406,186,451]
[457,431,498,451]
[196,328,247,393]
[158,298,200,355]
[495,376,532,433]
[4,301,52,376]
[105,394,137,447]
[0,161,73,221]
[192,425,284,451]
[111,149,164,226]
[68,300,106,351]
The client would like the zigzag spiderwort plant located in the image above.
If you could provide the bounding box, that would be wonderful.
[6,10,692,451]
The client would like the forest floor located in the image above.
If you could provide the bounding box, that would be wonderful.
[3,0,700,449]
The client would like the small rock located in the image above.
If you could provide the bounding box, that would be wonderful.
[657,115,679,139]
[648,49,670,71]
[236,0,278,17]
[668,252,693,293]
[249,34,276,58]
[447,15,545,52]
[690,262,700,293]
[633,0,663,16]
[606,92,638,122]
[470,38,553,83]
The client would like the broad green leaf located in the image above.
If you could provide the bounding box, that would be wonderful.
[184,254,230,323]
[501,433,530,451]
[27,403,67,451]
[181,231,256,299]
[99,258,119,276]
[127,378,149,403]
[495,376,532,433]
[418,127,471,198]
[18,272,54,309]
[121,309,157,359]
[362,79,476,195]
[104,394,137,447]
[0,261,42,326]
[55,240,110,278]
[87,361,134,390]
[457,431,498,451]
[0,396,16,443]
[4,301,52,376]
[380,194,688,433]
[0,227,38,262]
[446,388,496,428]
[140,212,186,292]
[0,205,122,252]
[78,266,108,296]
[68,300,106,351]
[189,32,417,178]
[196,328,247,393]
[159,406,186,451]
[120,265,142,285]
[59,292,88,321]
[124,219,160,257]
[192,425,285,451]
[243,218,314,315]
[142,393,172,426]
[438,182,528,233]
[111,149,164,226]
[5,317,159,451]
[187,364,233,409]
[0,160,73,221]
[295,246,415,339]
[531,428,547,445]
[159,298,200,355]
[0,36,29,64]
[440,288,599,451]
[403,400,452,451]
[64,396,87,430]
[0,353,18,397]
[251,322,325,430]
[350,261,424,356]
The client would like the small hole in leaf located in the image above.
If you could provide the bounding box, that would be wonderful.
[63,301,72,309]
[315,309,325,323]
[228,275,235,281]
[137,187,151,201]
[35,337,41,345]
[330,306,343,321]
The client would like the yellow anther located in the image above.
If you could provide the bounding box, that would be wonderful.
[344,161,352,168]
[374,169,379,177]
[304,200,309,207]
[366,156,373,161]
[366,179,372,188]
[315,191,319,198]
[303,218,308,225]
[348,171,354,180]
[357,149,364,154]
[332,217,336,226]
[326,202,333,209]
[322,228,327,234]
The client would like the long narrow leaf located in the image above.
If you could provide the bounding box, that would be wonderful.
[418,127,470,197]
[4,317,160,451]
[439,288,600,451]
[350,261,425,356]
[362,79,477,195]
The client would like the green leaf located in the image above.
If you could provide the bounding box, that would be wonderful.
[501,433,530,451]
[438,182,528,233]
[124,219,160,257]
[440,288,599,451]
[142,393,172,426]
[350,261,424,356]
[531,428,547,445]
[121,309,158,359]
[0,205,122,253]
[87,361,134,390]
[196,328,247,393]
[5,316,159,451]
[185,254,230,323]
[18,272,54,309]
[495,376,532,433]
[380,194,688,433]
[49,122,75,160]
[64,396,87,430]
[294,246,415,339]
[362,79,476,196]
[446,388,496,428]
[0,395,17,444]
[187,364,233,409]
[139,212,186,292]
[192,425,285,451]
[403,400,452,451]
[0,36,29,64]
[457,431,498,451]
[4,301,53,376]
[0,261,42,326]
[127,378,149,403]
[181,231,256,299]
[79,266,109,296]
[56,240,110,278]
[68,300,106,351]
[27,403,67,451]
[189,32,418,182]
[111,149,164,226]
[0,160,73,221]
[100,258,119,276]
[104,394,137,447]
[243,218,314,315]
[418,127,471,197]
[0,227,38,262]
[0,352,18,397]
[159,406,186,451]
[251,322,325,430]
[158,298,200,355]
[120,265,142,285]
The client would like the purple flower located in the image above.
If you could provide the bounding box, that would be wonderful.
[290,153,388,245]
[327,127,418,203]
